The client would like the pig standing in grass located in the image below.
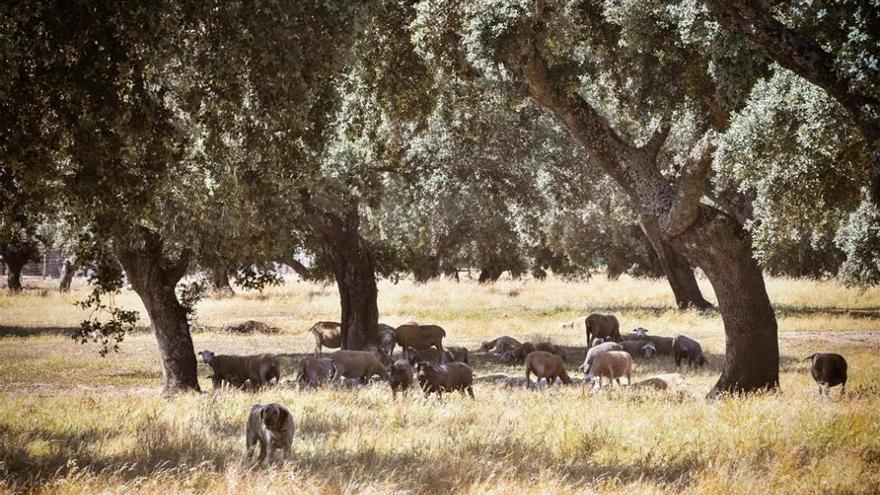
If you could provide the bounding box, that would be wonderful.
[805,353,847,396]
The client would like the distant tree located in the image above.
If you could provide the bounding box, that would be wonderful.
[836,200,880,286]
[0,231,40,292]
[0,2,61,293]
[194,1,426,348]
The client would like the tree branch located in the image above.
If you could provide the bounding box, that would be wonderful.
[705,187,755,226]
[517,37,636,194]
[702,0,879,144]
[279,253,318,280]
[642,121,671,160]
[661,132,715,236]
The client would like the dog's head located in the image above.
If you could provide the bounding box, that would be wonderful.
[260,404,290,431]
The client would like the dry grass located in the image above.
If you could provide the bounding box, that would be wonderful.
[1,274,879,494]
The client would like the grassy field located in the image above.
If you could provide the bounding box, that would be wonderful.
[1,274,879,493]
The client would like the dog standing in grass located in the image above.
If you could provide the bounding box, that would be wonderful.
[245,403,294,465]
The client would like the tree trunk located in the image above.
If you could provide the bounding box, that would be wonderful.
[300,195,379,350]
[5,255,25,293]
[670,210,780,395]
[641,219,713,309]
[210,266,234,296]
[478,265,503,283]
[605,256,626,280]
[872,150,880,207]
[59,256,76,292]
[325,224,379,350]
[412,255,441,283]
[633,225,665,277]
[116,229,200,394]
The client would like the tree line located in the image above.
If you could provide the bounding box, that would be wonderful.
[1,1,877,395]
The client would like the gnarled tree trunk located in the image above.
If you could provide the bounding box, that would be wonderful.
[116,228,199,394]
[671,210,779,394]
[301,195,379,350]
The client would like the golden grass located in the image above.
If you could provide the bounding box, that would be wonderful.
[1,275,879,493]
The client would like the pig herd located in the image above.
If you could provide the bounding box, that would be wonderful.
[204,314,849,465]
[201,313,848,397]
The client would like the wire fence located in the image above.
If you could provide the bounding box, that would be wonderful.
[0,249,67,278]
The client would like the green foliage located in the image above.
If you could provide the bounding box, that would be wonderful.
[836,199,880,287]
[715,69,868,276]
[177,279,208,324]
[233,267,284,293]
[75,290,139,358]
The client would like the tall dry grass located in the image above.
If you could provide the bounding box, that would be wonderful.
[1,275,879,493]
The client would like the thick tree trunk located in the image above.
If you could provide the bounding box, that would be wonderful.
[5,256,25,293]
[641,219,713,309]
[300,195,379,350]
[6,261,25,293]
[326,226,379,350]
[59,256,76,292]
[116,229,199,394]
[210,266,234,296]
[671,210,779,395]
[872,150,880,207]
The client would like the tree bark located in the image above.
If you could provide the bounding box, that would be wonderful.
[326,225,379,350]
[641,219,713,309]
[300,194,379,350]
[5,255,26,293]
[329,239,379,350]
[515,36,778,393]
[116,228,200,394]
[59,256,76,292]
[412,255,441,283]
[210,265,234,296]
[478,265,504,283]
[670,209,779,395]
